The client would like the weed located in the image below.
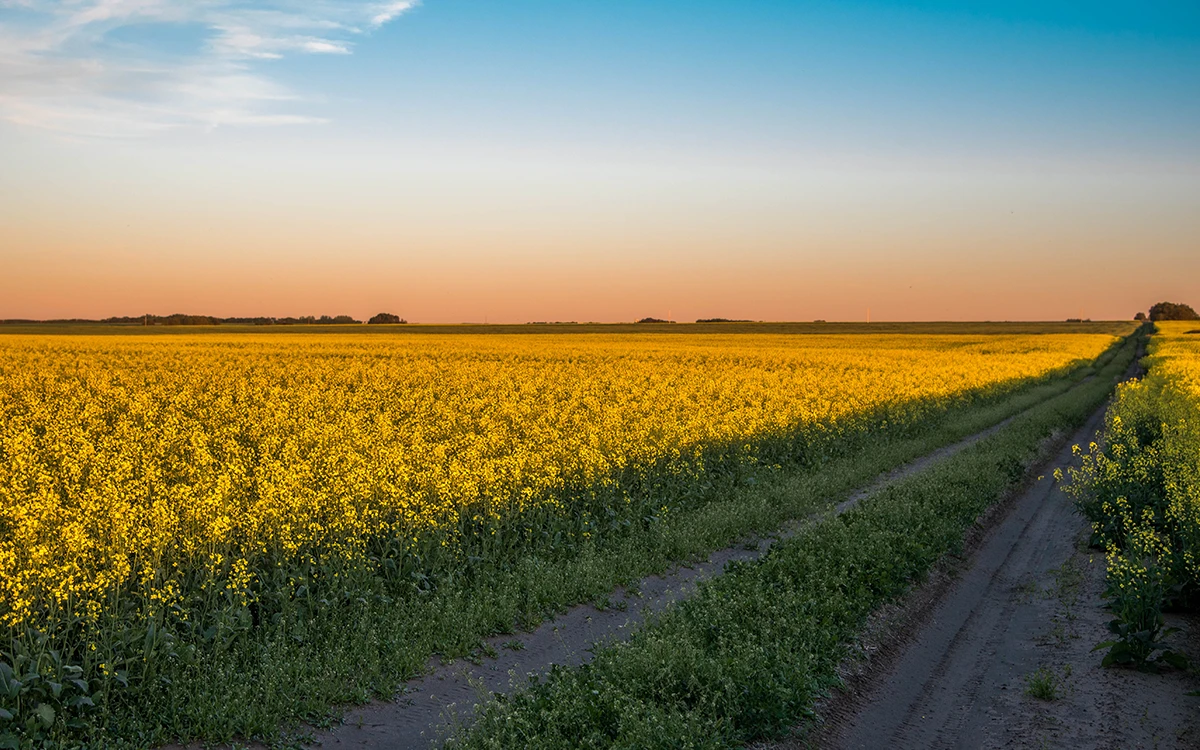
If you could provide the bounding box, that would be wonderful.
[1024,667,1059,701]
[1014,578,1040,603]
[1051,558,1085,607]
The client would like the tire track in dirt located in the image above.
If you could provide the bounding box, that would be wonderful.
[822,422,1200,750]
[836,422,1099,750]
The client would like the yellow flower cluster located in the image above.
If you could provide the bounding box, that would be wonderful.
[1066,322,1200,662]
[0,332,1116,628]
[1139,323,1200,584]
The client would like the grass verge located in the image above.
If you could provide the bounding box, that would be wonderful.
[445,333,1139,749]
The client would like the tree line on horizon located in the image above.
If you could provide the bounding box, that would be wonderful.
[4,303,1196,327]
[0,313,409,326]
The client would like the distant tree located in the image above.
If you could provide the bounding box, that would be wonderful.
[161,314,216,326]
[1134,312,1147,321]
[368,312,405,325]
[1149,302,1199,321]
[636,317,669,324]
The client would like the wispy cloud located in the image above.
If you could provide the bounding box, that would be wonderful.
[0,1,420,136]
[371,1,417,28]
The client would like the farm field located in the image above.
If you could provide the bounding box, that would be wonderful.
[4,1,1191,748]
[0,326,1131,747]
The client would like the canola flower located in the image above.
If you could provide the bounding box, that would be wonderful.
[1065,322,1200,666]
[0,332,1116,633]
[1143,324,1200,590]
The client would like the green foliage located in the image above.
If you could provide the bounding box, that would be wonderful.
[1064,327,1200,671]
[0,636,96,749]
[1023,667,1060,701]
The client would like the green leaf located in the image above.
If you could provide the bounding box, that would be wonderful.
[0,732,18,750]
[1160,651,1190,670]
[35,702,54,728]
[0,708,11,721]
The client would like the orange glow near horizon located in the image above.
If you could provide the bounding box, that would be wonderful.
[4,149,1197,323]
[2,2,1199,324]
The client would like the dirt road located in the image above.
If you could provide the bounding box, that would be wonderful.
[806,402,1200,750]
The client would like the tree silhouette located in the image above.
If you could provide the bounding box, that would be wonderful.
[1149,302,1199,321]
[368,313,406,324]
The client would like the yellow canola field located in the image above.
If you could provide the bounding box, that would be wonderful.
[0,332,1116,628]
[1135,323,1200,584]
[1147,322,1200,400]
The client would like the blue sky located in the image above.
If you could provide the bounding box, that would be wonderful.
[1,1,1198,321]
[4,0,1195,156]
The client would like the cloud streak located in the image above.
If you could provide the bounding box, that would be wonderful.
[0,0,420,136]
[371,0,417,27]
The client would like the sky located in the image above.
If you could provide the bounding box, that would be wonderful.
[1,1,1198,323]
